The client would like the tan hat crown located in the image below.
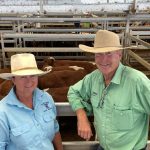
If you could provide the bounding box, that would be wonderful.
[11,53,37,73]
[0,53,50,80]
[94,30,121,48]
[79,30,134,53]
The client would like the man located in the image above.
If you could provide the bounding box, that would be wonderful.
[67,30,150,150]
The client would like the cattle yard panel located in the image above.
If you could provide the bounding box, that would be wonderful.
[123,32,150,77]
[0,33,94,67]
[1,32,124,67]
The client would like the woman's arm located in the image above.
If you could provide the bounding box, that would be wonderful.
[53,131,63,150]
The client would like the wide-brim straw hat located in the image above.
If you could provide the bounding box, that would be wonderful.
[0,53,50,80]
[79,30,135,53]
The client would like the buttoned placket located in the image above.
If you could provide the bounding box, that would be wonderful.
[99,84,109,108]
[98,83,111,148]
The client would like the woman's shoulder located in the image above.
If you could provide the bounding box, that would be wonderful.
[35,88,55,104]
[0,96,9,113]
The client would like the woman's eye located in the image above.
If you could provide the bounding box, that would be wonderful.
[107,52,112,56]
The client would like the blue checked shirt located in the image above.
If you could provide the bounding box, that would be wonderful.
[0,88,59,150]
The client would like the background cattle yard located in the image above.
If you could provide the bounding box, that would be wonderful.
[0,0,150,149]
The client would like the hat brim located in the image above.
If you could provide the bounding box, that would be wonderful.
[79,44,136,53]
[0,69,50,80]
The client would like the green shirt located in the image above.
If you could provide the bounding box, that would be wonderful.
[67,63,150,150]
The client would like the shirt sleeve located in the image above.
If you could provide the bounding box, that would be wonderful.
[52,103,59,133]
[45,92,60,133]
[67,73,93,115]
[135,75,150,114]
[0,111,9,149]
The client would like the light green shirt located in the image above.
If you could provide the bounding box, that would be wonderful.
[67,63,150,150]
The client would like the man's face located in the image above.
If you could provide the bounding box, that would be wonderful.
[95,50,122,76]
[12,75,38,95]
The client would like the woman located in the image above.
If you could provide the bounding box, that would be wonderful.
[0,53,63,150]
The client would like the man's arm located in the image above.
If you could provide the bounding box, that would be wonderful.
[67,73,94,140]
[76,108,93,140]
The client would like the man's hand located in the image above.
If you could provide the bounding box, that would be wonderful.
[76,109,93,141]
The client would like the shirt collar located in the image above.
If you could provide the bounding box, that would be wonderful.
[6,87,44,108]
[111,63,125,85]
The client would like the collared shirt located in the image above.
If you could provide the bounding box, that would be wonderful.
[0,88,59,150]
[68,63,150,150]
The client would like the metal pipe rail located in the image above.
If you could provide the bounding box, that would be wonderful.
[0,17,126,22]
[127,50,150,70]
[126,33,150,49]
[1,33,123,41]
[130,31,150,36]
[0,40,15,43]
[3,47,82,52]
[23,28,99,33]
[124,33,150,71]
[0,15,150,22]
[56,102,76,116]
[62,141,99,150]
[62,141,150,150]
[22,27,150,33]
[2,33,95,41]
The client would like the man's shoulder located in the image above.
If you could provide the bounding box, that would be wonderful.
[88,69,102,78]
[124,66,148,81]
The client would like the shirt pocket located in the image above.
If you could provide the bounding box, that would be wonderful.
[91,95,99,108]
[43,110,55,122]
[11,123,34,148]
[112,105,133,131]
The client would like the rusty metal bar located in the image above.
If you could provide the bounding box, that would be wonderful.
[127,50,150,70]
[126,33,150,49]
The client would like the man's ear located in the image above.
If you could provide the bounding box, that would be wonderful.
[118,50,123,59]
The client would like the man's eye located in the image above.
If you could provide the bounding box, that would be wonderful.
[21,76,26,79]
[107,52,112,56]
[31,75,36,78]
[107,52,111,54]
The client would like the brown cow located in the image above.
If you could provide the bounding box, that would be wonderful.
[46,87,69,102]
[38,69,86,89]
[42,57,97,74]
[0,80,13,98]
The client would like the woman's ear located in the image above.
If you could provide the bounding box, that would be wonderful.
[11,77,15,84]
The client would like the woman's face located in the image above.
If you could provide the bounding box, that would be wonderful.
[95,50,122,76]
[12,75,38,95]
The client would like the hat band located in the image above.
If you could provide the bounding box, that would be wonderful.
[12,67,38,73]
[94,45,122,48]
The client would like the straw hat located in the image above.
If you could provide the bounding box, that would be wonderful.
[79,30,134,53]
[0,53,50,80]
